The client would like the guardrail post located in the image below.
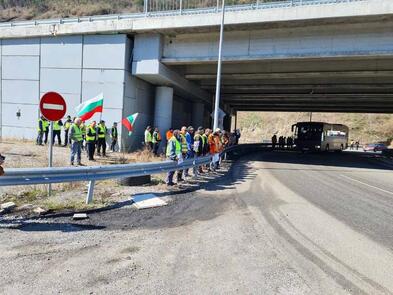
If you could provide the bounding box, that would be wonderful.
[144,0,148,15]
[179,0,183,14]
[256,0,259,9]
[86,180,95,204]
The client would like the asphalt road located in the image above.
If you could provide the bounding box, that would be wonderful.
[1,150,393,294]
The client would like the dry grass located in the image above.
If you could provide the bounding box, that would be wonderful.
[0,0,144,21]
[0,139,166,212]
[238,112,393,146]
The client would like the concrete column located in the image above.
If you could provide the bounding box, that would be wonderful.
[154,86,174,146]
[230,112,237,131]
[192,102,205,128]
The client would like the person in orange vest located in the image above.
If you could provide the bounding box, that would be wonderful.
[166,128,174,141]
[209,128,222,170]
[152,127,162,156]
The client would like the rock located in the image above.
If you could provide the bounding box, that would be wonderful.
[1,202,16,212]
[33,207,48,215]
[72,213,88,220]
[16,204,35,212]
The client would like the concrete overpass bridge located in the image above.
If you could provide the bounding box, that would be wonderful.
[0,0,392,148]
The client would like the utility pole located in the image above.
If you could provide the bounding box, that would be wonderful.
[213,0,225,131]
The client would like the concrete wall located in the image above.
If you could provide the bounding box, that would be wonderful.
[0,34,159,152]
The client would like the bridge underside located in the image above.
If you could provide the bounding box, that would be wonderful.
[166,55,393,113]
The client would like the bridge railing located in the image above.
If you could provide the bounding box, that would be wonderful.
[0,143,268,204]
[144,0,363,13]
[0,0,365,28]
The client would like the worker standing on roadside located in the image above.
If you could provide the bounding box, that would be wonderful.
[194,127,204,175]
[166,128,174,141]
[53,120,63,146]
[144,126,153,151]
[208,129,217,170]
[111,122,118,152]
[178,126,188,181]
[36,116,47,146]
[210,129,222,170]
[86,121,97,161]
[96,120,107,157]
[271,134,277,149]
[166,129,182,186]
[69,118,83,166]
[152,127,162,156]
[43,119,50,144]
[63,115,72,147]
[185,126,195,177]
[80,121,86,150]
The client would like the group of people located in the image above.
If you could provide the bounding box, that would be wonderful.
[271,134,294,149]
[37,116,119,166]
[36,115,242,175]
[155,126,240,186]
[68,118,119,166]
[349,140,360,150]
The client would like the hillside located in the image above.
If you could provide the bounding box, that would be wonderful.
[0,0,144,21]
[0,0,264,21]
[0,0,253,21]
[238,112,393,145]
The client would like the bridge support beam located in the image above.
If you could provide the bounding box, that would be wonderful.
[132,33,210,103]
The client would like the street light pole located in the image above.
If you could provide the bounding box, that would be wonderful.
[213,0,225,131]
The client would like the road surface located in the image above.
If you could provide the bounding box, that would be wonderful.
[1,150,393,294]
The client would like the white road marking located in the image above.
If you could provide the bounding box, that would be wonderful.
[341,174,393,196]
[43,103,64,111]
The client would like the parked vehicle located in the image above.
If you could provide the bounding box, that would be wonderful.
[292,122,348,152]
[363,143,387,152]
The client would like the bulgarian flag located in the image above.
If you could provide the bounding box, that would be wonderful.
[122,113,139,136]
[75,93,104,121]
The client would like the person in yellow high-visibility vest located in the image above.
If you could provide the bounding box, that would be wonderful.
[152,127,162,156]
[166,130,181,186]
[43,119,50,145]
[63,115,72,147]
[36,116,47,146]
[86,121,97,161]
[144,126,153,151]
[69,118,83,166]
[96,120,107,157]
[52,120,63,146]
[177,126,188,181]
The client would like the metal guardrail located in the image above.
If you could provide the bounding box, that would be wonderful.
[0,144,268,204]
[0,0,366,29]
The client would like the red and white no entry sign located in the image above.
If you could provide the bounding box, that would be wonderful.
[40,92,67,121]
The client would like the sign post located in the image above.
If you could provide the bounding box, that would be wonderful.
[39,92,67,196]
[48,122,54,195]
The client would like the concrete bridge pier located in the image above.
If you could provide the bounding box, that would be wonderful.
[154,86,174,145]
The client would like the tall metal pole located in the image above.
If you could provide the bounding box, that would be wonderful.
[213,0,225,131]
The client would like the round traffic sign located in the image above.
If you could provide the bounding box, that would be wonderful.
[40,92,67,121]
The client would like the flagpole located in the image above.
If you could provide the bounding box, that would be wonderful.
[99,92,104,123]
